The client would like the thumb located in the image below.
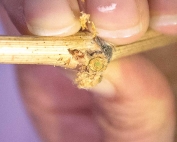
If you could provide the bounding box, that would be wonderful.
[92,55,176,142]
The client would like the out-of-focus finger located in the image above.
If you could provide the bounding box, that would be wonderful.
[16,65,101,142]
[91,55,176,142]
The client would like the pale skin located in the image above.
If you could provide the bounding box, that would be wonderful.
[1,0,177,142]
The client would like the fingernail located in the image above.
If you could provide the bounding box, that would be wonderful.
[150,15,177,34]
[86,0,141,38]
[91,78,116,98]
[24,0,80,36]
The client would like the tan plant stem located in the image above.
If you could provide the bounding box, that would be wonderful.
[112,29,177,60]
[0,32,96,68]
[0,29,177,88]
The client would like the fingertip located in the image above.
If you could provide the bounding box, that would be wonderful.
[24,0,81,36]
[150,15,177,35]
[85,0,149,45]
[149,0,177,35]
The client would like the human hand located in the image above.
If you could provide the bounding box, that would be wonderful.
[1,0,176,142]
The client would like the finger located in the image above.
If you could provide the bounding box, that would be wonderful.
[149,0,177,35]
[16,65,101,142]
[24,0,80,36]
[83,0,149,45]
[2,0,81,36]
[1,0,30,34]
[92,55,176,142]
